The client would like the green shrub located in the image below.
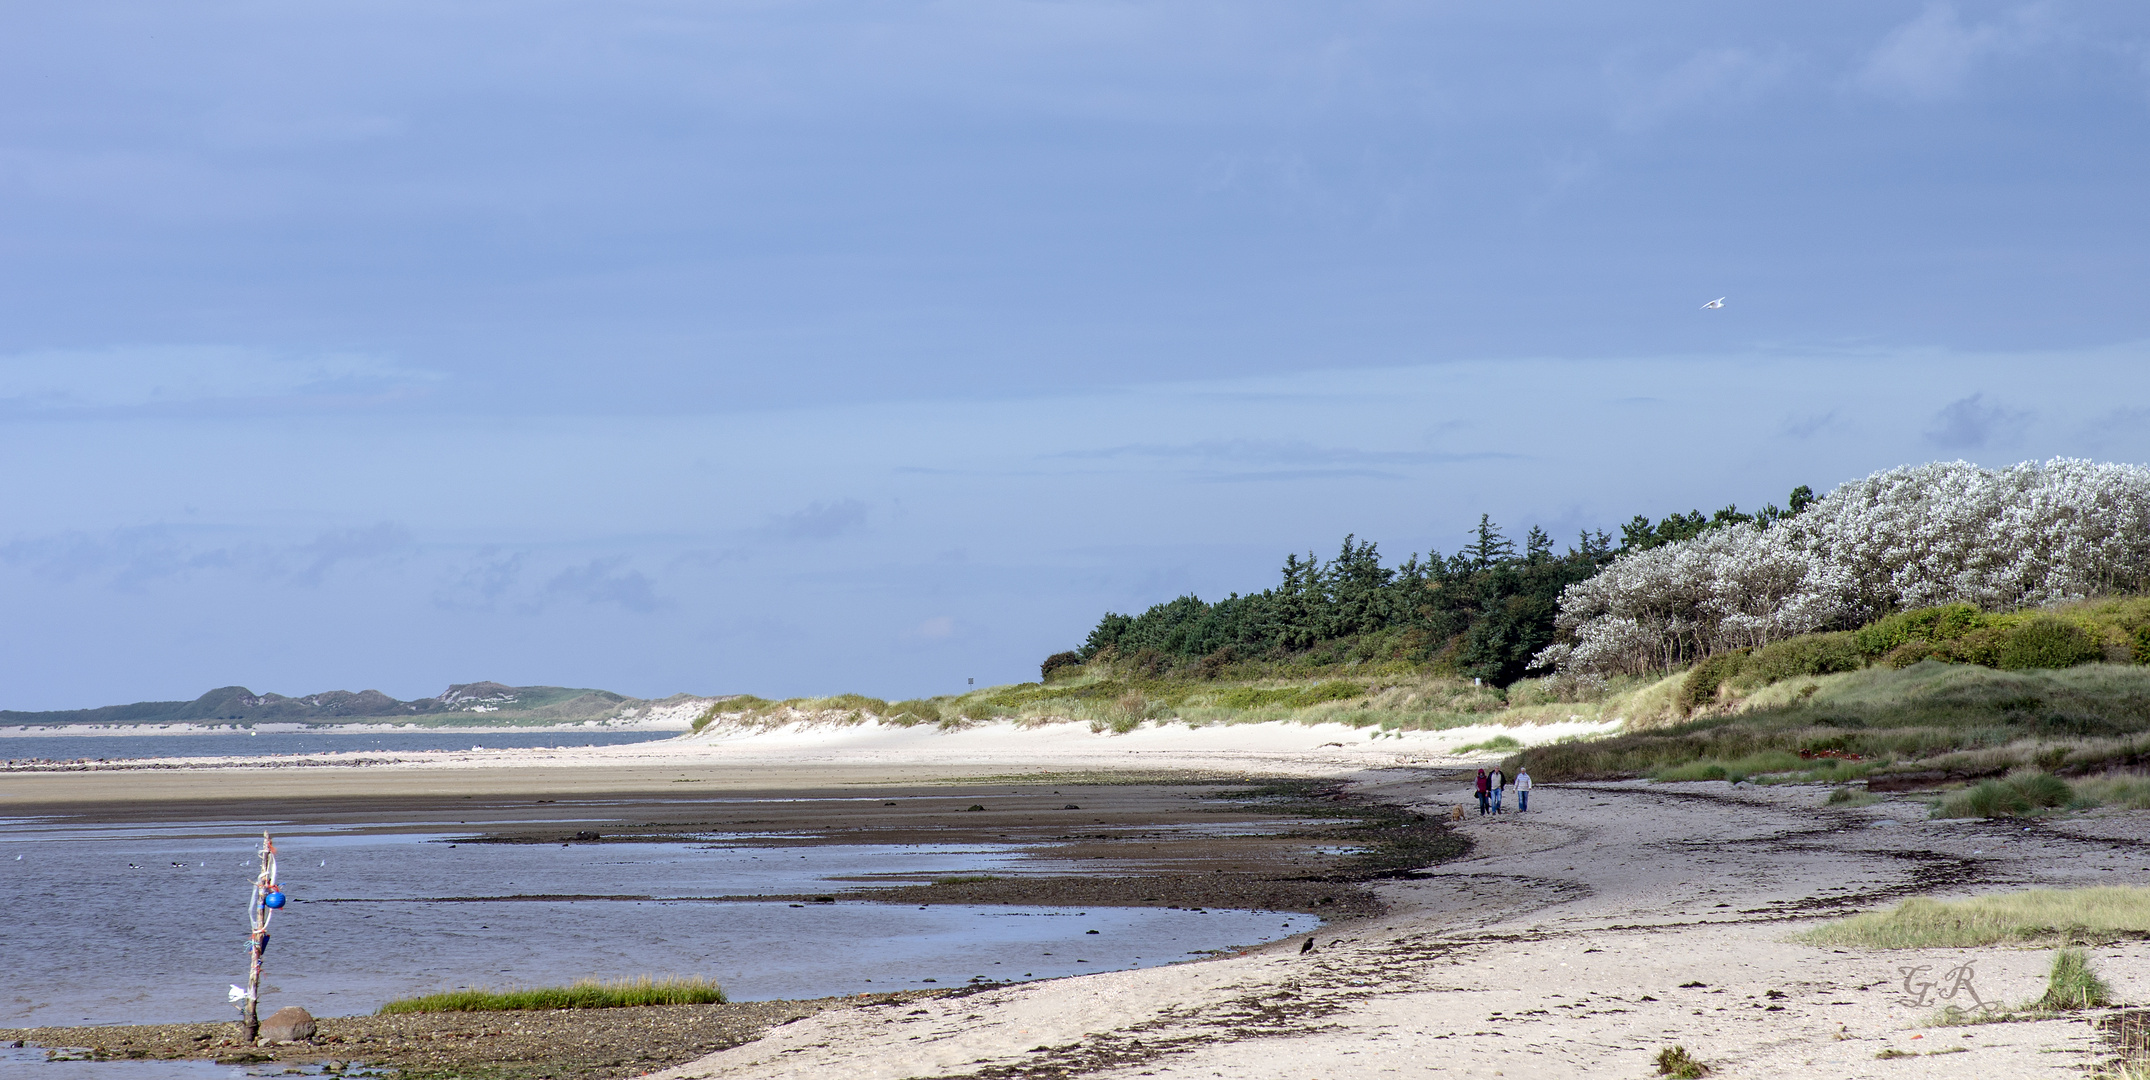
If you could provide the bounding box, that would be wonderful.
[1741,632,1865,684]
[1678,652,1746,714]
[1856,603,1985,657]
[1997,617,2102,671]
[379,976,725,1014]
[1040,651,1083,681]
[1827,786,1879,806]
[2038,948,2112,1010]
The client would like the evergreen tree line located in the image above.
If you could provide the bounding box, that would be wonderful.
[1064,487,1813,687]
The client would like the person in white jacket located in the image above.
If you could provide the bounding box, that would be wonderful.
[1515,768,1532,813]
[1488,768,1505,813]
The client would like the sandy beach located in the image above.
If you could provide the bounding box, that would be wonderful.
[8,718,2149,1078]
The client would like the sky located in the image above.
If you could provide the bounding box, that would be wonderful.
[3,1,2149,708]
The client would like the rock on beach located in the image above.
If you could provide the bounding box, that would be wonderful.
[258,1007,315,1044]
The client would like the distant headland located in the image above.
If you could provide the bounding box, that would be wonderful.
[0,682,703,728]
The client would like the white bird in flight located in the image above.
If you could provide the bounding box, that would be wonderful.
[1702,297,1726,309]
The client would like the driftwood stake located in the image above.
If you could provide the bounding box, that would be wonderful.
[239,832,279,1044]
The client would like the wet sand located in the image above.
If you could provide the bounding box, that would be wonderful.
[2,758,1455,1077]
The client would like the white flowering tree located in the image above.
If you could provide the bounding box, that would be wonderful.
[1539,459,2150,677]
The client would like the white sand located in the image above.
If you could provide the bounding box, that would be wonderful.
[623,732,2141,1080]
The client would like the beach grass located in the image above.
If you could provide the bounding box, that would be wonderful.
[2039,947,2113,1010]
[377,976,726,1014]
[1797,887,2150,949]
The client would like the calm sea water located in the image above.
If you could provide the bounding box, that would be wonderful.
[0,819,1318,1031]
[0,728,677,764]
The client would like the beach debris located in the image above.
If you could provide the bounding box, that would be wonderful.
[965,805,986,812]
[238,831,282,1044]
[259,1006,316,1044]
[1063,804,1081,810]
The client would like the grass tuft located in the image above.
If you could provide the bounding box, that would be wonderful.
[1454,734,1523,753]
[1654,1044,1709,1077]
[1799,886,2150,949]
[2039,947,2114,1011]
[1932,770,2075,819]
[1826,786,1879,806]
[377,975,726,1014]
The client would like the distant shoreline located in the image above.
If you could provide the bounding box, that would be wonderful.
[0,717,694,737]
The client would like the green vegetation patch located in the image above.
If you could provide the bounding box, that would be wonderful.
[1211,681,1365,709]
[1511,659,2150,782]
[378,976,726,1014]
[1931,770,2076,819]
[1798,887,2150,949]
[2039,947,2114,1010]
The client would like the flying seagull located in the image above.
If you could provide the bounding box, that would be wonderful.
[1702,297,1725,309]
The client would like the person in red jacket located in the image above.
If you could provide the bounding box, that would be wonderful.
[1474,769,1491,816]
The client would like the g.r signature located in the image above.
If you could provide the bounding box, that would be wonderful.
[1897,961,2003,1016]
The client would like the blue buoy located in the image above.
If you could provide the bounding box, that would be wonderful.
[263,891,286,909]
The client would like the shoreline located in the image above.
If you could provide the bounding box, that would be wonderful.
[0,714,1609,778]
[13,725,2146,1077]
[1,763,1430,1077]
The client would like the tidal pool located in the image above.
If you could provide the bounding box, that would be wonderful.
[0,821,1319,1029]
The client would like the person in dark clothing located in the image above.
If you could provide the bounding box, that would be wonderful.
[1474,768,1491,816]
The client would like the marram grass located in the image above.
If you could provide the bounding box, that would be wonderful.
[377,975,726,1014]
[1799,887,2150,949]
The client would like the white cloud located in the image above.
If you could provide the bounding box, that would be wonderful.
[1607,46,1792,130]
[1859,3,2045,100]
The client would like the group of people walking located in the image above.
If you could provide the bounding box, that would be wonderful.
[1474,766,1530,815]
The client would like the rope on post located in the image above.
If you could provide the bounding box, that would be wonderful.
[237,831,281,1045]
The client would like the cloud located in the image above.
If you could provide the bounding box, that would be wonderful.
[0,526,234,591]
[0,345,441,414]
[432,548,526,611]
[1859,3,2042,100]
[0,521,410,590]
[1924,392,2031,450]
[1607,46,1791,130]
[758,499,869,542]
[292,522,412,585]
[1778,409,1847,440]
[545,557,664,612]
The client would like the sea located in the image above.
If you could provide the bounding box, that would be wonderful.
[0,727,678,765]
[0,741,1319,1075]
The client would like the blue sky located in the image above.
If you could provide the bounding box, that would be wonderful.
[3,2,2148,708]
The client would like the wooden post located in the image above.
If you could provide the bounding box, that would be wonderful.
[239,832,278,1044]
